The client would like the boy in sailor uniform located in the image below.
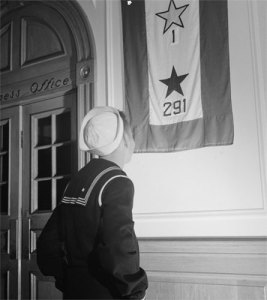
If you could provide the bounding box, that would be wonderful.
[60,107,148,299]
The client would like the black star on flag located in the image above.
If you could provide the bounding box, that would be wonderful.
[160,67,189,98]
[156,0,189,34]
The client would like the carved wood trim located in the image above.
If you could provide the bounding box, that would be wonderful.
[38,1,95,168]
[0,22,12,72]
[42,0,94,62]
[0,1,95,163]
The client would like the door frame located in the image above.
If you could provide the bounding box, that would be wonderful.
[0,106,20,300]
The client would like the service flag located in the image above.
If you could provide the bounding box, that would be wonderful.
[121,0,234,152]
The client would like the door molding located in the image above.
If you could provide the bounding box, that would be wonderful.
[1,0,95,168]
[1,0,94,62]
[31,0,96,157]
[43,0,94,62]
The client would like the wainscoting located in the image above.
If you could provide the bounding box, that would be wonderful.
[139,238,267,300]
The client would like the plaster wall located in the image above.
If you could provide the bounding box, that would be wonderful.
[78,0,267,237]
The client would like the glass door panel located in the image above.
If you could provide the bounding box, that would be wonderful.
[31,109,73,213]
[21,93,77,299]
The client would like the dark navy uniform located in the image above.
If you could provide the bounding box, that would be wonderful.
[60,158,148,299]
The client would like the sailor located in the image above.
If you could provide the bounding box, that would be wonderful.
[60,106,148,299]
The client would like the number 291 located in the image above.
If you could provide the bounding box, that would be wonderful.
[163,99,186,117]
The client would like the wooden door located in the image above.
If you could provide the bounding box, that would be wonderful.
[20,94,77,299]
[1,1,93,297]
[0,107,20,300]
[0,94,77,299]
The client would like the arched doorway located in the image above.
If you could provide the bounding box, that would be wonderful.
[0,1,94,298]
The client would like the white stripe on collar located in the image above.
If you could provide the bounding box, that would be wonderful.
[98,175,129,207]
[61,166,121,206]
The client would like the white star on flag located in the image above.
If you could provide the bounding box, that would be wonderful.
[156,0,189,34]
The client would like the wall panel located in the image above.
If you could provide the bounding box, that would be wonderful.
[139,238,267,300]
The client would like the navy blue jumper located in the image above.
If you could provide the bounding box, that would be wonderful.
[60,158,148,299]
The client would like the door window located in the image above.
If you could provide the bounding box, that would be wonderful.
[31,110,72,213]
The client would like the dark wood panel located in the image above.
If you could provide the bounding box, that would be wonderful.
[0,22,12,72]
[0,230,8,253]
[0,270,9,300]
[0,2,76,89]
[21,17,65,66]
[0,68,75,107]
[30,273,62,300]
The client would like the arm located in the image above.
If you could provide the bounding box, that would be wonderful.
[97,176,148,299]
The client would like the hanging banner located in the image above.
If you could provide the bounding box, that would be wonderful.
[121,0,234,152]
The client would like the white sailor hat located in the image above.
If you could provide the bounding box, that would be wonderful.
[79,106,124,156]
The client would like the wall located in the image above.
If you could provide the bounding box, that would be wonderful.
[77,1,267,299]
[125,0,267,238]
[78,0,124,108]
[78,0,267,238]
[258,0,267,102]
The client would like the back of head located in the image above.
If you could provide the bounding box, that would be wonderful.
[79,106,128,157]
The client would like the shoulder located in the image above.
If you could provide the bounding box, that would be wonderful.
[99,174,134,207]
[105,174,134,190]
[102,174,134,196]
